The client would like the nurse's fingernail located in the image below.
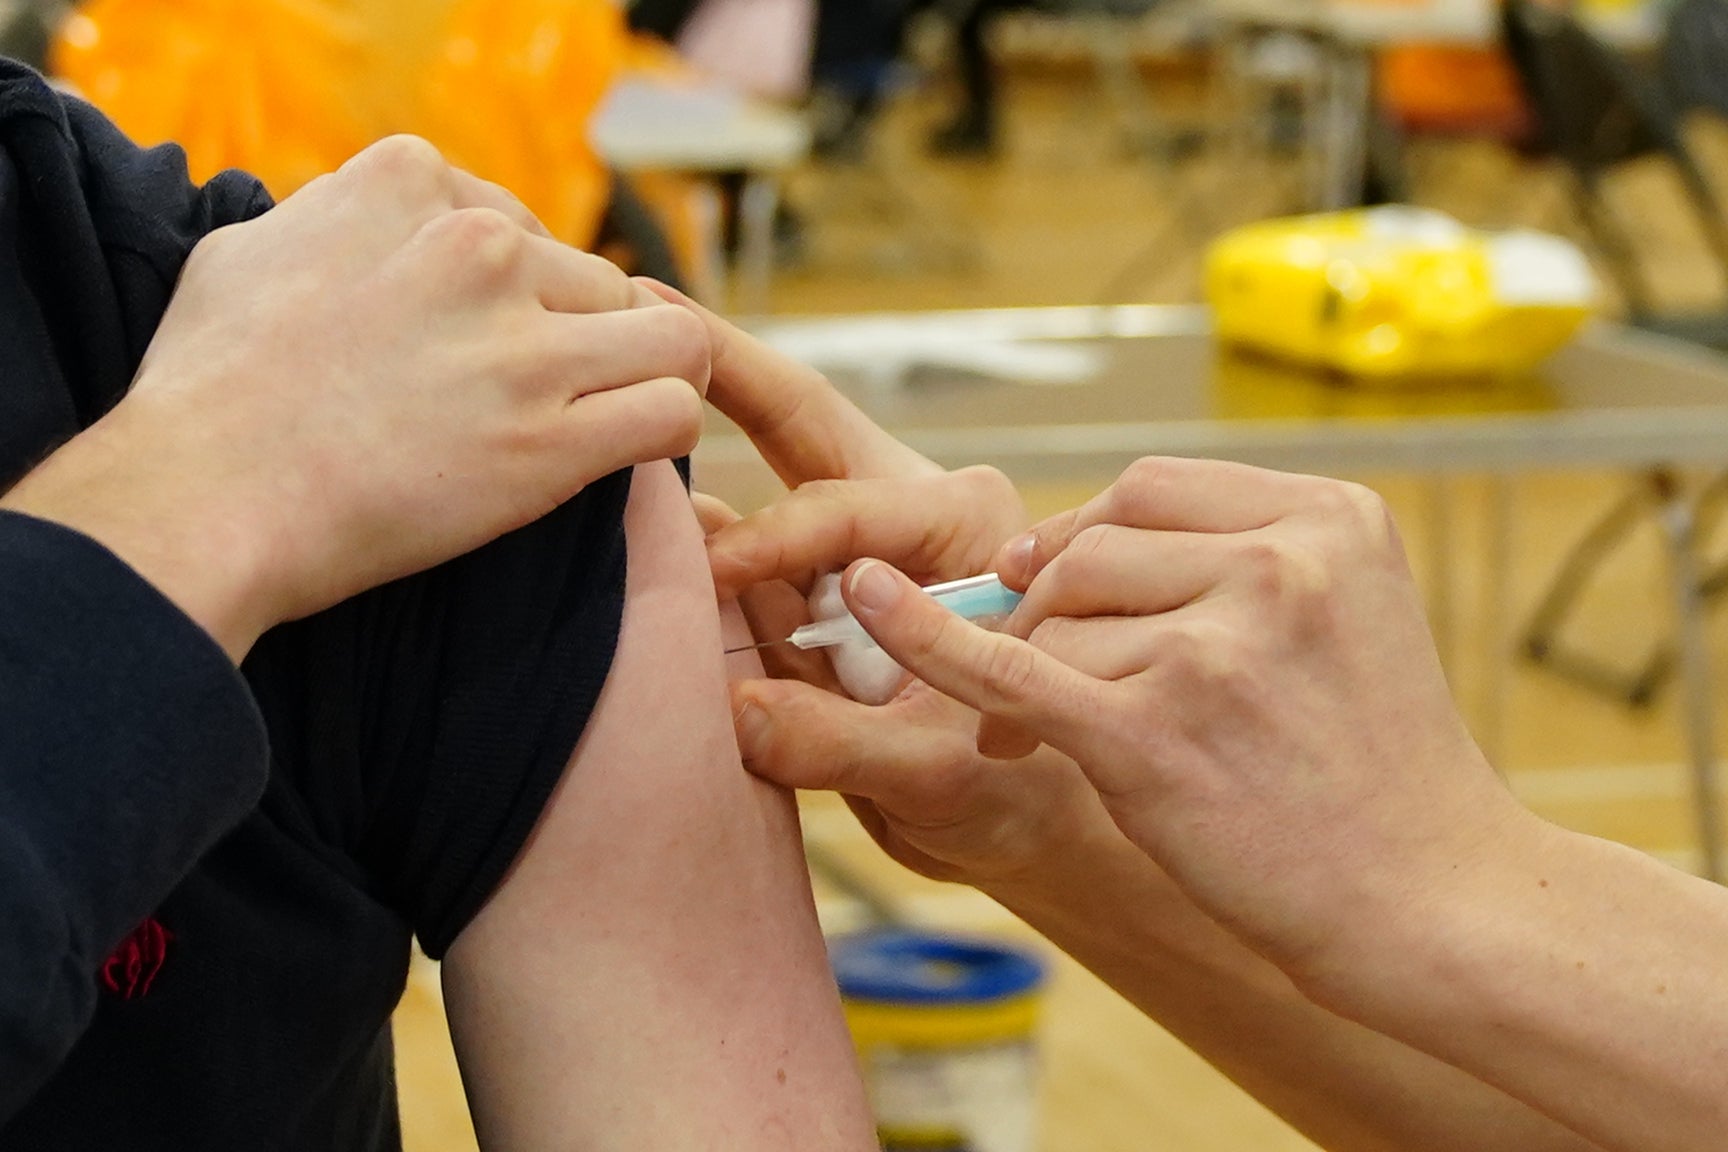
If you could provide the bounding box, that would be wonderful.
[733,700,769,756]
[1002,534,1037,582]
[848,560,902,615]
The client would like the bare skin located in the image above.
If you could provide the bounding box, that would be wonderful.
[442,461,877,1151]
[678,295,1722,1152]
[3,136,709,660]
[851,460,1728,1152]
[3,141,874,1146]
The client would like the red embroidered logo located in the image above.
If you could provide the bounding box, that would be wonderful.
[100,918,172,1000]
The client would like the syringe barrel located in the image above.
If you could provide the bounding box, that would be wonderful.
[926,574,1024,622]
[788,574,1024,651]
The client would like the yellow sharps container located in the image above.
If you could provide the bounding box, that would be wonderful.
[1206,207,1596,380]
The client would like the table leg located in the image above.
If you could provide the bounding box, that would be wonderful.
[1658,474,1725,882]
[735,171,782,315]
[687,182,727,308]
[1215,23,1258,178]
[1083,14,1155,155]
[1315,41,1371,211]
[1291,32,1328,211]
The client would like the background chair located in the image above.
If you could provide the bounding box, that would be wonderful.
[1663,0,1728,123]
[1368,43,1538,215]
[1506,0,1728,704]
[0,0,61,69]
[1034,0,1206,159]
[1502,0,1728,341]
[788,0,988,275]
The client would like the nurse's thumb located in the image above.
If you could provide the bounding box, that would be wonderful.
[841,559,1101,754]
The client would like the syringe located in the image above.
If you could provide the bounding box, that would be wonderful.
[726,573,1024,654]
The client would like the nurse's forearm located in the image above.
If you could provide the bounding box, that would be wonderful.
[1314,818,1728,1152]
[984,824,1606,1152]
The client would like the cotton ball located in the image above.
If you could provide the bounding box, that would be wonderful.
[808,573,911,706]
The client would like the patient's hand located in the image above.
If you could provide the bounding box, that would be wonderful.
[5,139,709,660]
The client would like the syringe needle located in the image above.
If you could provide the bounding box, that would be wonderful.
[723,639,787,656]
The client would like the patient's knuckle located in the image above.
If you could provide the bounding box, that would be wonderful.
[653,305,712,387]
[352,135,450,199]
[568,249,634,310]
[655,383,706,458]
[427,207,526,282]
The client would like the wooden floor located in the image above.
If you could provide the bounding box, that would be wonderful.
[394,60,1728,1151]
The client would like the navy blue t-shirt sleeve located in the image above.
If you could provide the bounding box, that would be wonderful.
[0,510,268,1117]
[0,60,271,473]
[242,466,634,959]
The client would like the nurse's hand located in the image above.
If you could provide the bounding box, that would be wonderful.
[645,280,1026,690]
[734,671,1114,889]
[647,282,1084,880]
[829,456,1542,987]
[637,282,936,496]
[696,451,1080,889]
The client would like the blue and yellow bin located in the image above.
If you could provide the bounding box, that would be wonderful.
[832,930,1047,1152]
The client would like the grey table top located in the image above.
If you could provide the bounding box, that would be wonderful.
[1209,0,1660,49]
[590,76,810,174]
[692,305,1728,507]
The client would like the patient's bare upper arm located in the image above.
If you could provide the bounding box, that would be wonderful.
[440,460,876,1151]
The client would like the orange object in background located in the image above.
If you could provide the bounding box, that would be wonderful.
[51,0,374,198]
[52,0,712,270]
[416,0,625,247]
[1378,45,1533,140]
